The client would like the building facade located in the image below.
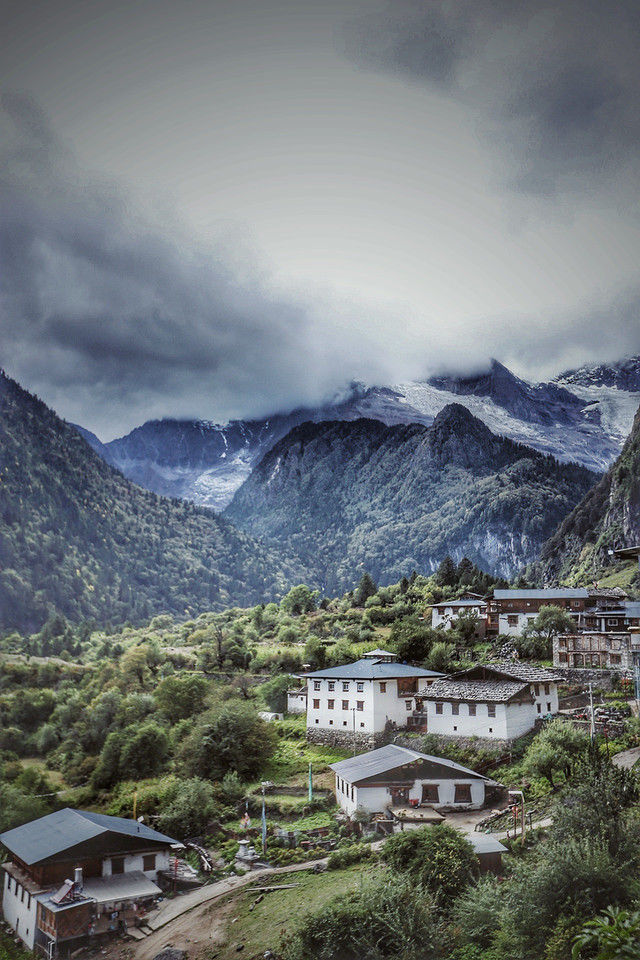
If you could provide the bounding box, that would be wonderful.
[330,744,499,816]
[431,599,487,638]
[0,808,179,953]
[421,663,563,741]
[303,650,444,745]
[489,588,590,637]
[554,630,640,671]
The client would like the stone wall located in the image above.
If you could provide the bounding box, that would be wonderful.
[560,667,627,689]
[305,727,389,750]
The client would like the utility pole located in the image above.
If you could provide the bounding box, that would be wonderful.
[589,681,595,740]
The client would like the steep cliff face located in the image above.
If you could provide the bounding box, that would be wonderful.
[224,405,597,590]
[533,404,640,585]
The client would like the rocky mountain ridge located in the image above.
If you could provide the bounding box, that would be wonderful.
[78,358,640,509]
[223,404,598,590]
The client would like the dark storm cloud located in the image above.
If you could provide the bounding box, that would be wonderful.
[0,93,370,437]
[346,0,640,196]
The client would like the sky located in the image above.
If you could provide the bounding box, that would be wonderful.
[2,0,640,439]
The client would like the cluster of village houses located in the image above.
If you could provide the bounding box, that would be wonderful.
[4,584,640,954]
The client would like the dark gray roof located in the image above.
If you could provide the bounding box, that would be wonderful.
[423,678,530,703]
[0,808,178,865]
[302,658,444,680]
[486,661,564,683]
[494,588,588,599]
[586,602,640,618]
[468,834,507,855]
[330,744,492,784]
[433,599,486,608]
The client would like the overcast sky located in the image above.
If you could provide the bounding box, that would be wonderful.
[2,0,640,438]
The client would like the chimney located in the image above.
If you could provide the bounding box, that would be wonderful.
[74,867,83,892]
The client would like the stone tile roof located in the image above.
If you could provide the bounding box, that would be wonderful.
[487,661,564,682]
[422,678,530,703]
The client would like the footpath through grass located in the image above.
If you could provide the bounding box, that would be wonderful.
[212,862,383,960]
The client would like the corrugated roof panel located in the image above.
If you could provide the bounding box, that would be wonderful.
[330,744,493,784]
[494,588,589,599]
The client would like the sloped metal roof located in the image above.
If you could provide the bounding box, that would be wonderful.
[0,809,177,865]
[81,870,161,903]
[302,658,444,680]
[468,834,507,855]
[329,744,493,784]
[433,599,486,608]
[494,588,588,599]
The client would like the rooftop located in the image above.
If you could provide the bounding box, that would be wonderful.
[361,648,398,660]
[433,599,487,608]
[330,743,494,784]
[494,588,589,600]
[0,809,178,866]
[485,661,564,683]
[302,658,444,680]
[422,678,531,703]
[468,834,507,855]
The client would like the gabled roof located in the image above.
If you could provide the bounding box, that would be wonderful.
[433,599,486,608]
[330,744,494,785]
[483,661,564,683]
[423,677,531,703]
[302,658,444,680]
[494,588,588,600]
[0,809,178,866]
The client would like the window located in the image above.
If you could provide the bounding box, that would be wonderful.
[328,681,335,691]
[405,700,412,711]
[329,719,333,725]
[547,702,551,712]
[380,682,387,693]
[422,783,439,803]
[328,699,334,709]
[342,682,349,692]
[534,684,540,695]
[611,654,622,664]
[488,727,493,733]
[360,722,365,728]
[451,703,459,715]
[342,700,349,710]
[315,719,319,724]
[357,700,364,711]
[435,702,443,715]
[537,703,541,714]
[111,857,125,875]
[454,784,472,803]
[468,703,476,717]
[143,854,156,872]
[544,684,550,695]
[343,721,347,727]
[314,681,321,691]
[313,698,320,709]
[357,682,364,692]
[487,703,496,718]
[607,619,619,626]
[507,615,518,626]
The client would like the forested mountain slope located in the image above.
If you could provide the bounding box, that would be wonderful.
[0,371,306,632]
[224,404,597,591]
[532,403,640,587]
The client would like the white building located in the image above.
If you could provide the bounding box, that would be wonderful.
[421,663,563,741]
[0,808,179,952]
[330,744,499,816]
[303,649,444,744]
[286,688,307,714]
[490,588,590,637]
[431,599,487,637]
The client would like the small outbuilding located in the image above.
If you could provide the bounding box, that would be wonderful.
[330,744,500,817]
[468,833,507,874]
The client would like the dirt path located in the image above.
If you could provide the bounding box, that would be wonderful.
[133,859,332,960]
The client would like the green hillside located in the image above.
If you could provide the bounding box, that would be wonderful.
[531,403,640,588]
[0,371,306,632]
[224,404,597,592]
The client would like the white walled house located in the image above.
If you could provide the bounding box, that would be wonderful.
[490,588,589,637]
[431,599,487,638]
[303,650,444,745]
[330,744,499,816]
[0,808,179,953]
[287,688,307,714]
[421,663,563,741]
